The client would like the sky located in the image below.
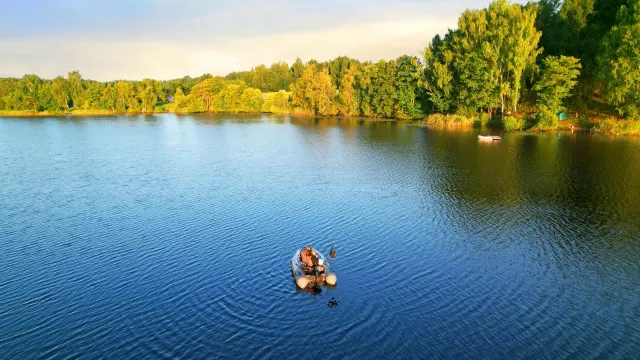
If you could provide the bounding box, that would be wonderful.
[0,0,529,81]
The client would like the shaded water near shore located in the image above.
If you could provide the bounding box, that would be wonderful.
[1,114,639,358]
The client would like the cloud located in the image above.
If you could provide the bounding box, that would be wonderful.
[0,0,532,80]
[0,17,454,81]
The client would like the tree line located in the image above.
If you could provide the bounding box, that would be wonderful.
[1,0,639,131]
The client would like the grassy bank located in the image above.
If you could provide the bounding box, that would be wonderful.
[417,113,528,131]
[0,107,269,117]
[419,114,478,128]
[0,109,158,117]
[417,101,640,135]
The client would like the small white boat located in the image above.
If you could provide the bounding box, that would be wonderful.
[291,248,337,289]
[478,134,501,141]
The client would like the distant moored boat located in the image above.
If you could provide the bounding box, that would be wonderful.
[478,134,501,141]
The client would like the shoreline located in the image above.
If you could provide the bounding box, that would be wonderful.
[1,110,638,135]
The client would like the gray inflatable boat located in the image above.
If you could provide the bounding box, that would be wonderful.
[291,248,337,289]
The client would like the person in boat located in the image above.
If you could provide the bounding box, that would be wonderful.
[301,245,313,267]
[301,245,325,273]
[310,252,325,272]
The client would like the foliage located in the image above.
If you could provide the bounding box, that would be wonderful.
[534,106,560,130]
[536,0,629,78]
[502,116,527,131]
[423,0,541,116]
[594,118,640,134]
[161,74,209,96]
[290,64,337,115]
[535,56,582,112]
[262,92,290,114]
[423,32,456,113]
[240,88,264,113]
[1,0,639,133]
[597,0,640,119]
[327,56,362,88]
[423,113,476,127]
[174,88,187,111]
[226,61,294,92]
[536,0,595,58]
[291,58,305,82]
[393,55,425,119]
[477,112,492,127]
[368,60,397,118]
[337,66,360,116]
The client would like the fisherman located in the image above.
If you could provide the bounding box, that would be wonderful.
[301,245,313,269]
[310,251,325,273]
[301,245,325,273]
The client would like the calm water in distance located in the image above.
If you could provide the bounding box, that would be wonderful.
[1,114,639,359]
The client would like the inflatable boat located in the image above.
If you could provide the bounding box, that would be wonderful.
[478,134,502,141]
[291,248,337,289]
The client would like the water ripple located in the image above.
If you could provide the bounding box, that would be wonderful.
[0,116,639,358]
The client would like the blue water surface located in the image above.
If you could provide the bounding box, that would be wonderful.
[1,114,639,359]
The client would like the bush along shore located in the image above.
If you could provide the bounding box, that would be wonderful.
[2,0,640,135]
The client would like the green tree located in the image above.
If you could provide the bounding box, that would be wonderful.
[428,0,541,116]
[140,86,157,112]
[327,56,361,88]
[560,0,595,35]
[127,83,142,112]
[264,61,292,92]
[537,0,598,72]
[368,60,397,118]
[37,82,58,111]
[535,56,582,112]
[225,71,253,86]
[174,87,187,111]
[67,71,85,109]
[101,83,117,111]
[261,91,290,113]
[51,76,70,110]
[393,55,424,119]
[337,66,360,116]
[423,32,456,113]
[239,88,264,112]
[290,64,337,115]
[452,8,502,116]
[188,96,206,112]
[249,65,268,90]
[582,0,629,73]
[114,81,133,112]
[536,0,563,56]
[218,83,247,112]
[485,0,541,114]
[291,58,305,82]
[356,64,376,116]
[82,82,103,109]
[12,75,56,112]
[0,79,15,110]
[190,77,226,111]
[597,0,640,118]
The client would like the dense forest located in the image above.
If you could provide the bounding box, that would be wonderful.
[1,0,639,132]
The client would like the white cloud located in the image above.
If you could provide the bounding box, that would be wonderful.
[0,0,533,80]
[0,16,454,81]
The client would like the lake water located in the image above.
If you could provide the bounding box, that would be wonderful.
[1,114,639,359]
